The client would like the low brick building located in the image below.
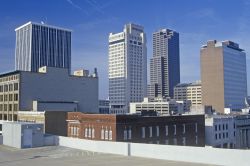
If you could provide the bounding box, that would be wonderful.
[67,112,205,147]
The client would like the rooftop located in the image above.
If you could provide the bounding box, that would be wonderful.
[15,21,72,32]
[0,145,211,166]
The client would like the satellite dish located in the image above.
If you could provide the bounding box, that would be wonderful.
[41,21,44,24]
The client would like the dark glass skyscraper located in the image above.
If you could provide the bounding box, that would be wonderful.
[15,22,71,72]
[148,29,180,98]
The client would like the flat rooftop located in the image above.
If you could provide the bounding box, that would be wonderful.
[0,145,214,166]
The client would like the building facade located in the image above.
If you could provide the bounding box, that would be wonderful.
[174,81,202,111]
[201,40,247,113]
[130,97,191,116]
[99,99,110,114]
[15,21,71,73]
[0,66,98,121]
[67,112,205,147]
[109,23,147,114]
[148,29,180,99]
[205,114,250,149]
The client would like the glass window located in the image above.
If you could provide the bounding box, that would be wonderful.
[101,127,104,139]
[174,125,177,135]
[165,125,168,136]
[109,127,112,140]
[149,126,152,137]
[141,127,145,138]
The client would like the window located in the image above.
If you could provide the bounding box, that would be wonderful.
[128,127,132,140]
[195,136,198,145]
[223,133,225,139]
[215,134,217,140]
[156,126,159,137]
[9,94,13,101]
[9,84,13,91]
[174,125,176,135]
[226,124,228,130]
[165,139,169,145]
[173,138,177,145]
[219,133,221,139]
[183,124,186,134]
[195,123,198,133]
[142,127,145,138]
[223,124,225,130]
[219,125,221,131]
[165,125,168,136]
[14,83,18,91]
[149,126,152,137]
[215,125,217,131]
[124,129,128,140]
[105,127,109,140]
[101,126,104,139]
[88,127,92,138]
[85,128,88,138]
[182,137,186,146]
[109,127,112,140]
[4,85,8,92]
[92,127,95,138]
[14,94,18,101]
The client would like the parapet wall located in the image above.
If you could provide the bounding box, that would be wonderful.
[57,136,250,166]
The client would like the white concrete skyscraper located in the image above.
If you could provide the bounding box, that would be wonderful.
[15,21,71,72]
[109,23,147,114]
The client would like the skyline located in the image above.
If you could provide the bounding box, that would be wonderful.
[1,0,250,99]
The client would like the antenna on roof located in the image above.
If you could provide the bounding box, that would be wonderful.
[41,21,45,24]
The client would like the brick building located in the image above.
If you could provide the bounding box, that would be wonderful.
[67,112,205,147]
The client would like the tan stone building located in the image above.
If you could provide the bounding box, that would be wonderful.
[200,40,247,113]
[174,81,202,111]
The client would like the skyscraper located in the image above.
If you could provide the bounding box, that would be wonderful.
[15,21,71,72]
[109,23,147,114]
[148,29,180,99]
[201,40,247,113]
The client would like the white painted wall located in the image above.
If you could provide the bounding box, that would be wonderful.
[58,136,128,156]
[0,135,3,145]
[58,136,250,166]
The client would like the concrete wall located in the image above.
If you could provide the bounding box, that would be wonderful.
[0,135,3,145]
[58,136,250,166]
[58,136,128,156]
[3,123,22,148]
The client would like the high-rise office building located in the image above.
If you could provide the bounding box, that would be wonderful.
[148,29,180,99]
[15,21,71,72]
[201,40,247,113]
[108,23,147,114]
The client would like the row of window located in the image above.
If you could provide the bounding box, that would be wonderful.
[0,94,18,102]
[0,75,19,83]
[215,123,229,131]
[135,124,198,139]
[0,104,18,111]
[0,83,19,93]
[69,126,113,141]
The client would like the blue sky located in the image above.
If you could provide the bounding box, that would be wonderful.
[0,0,250,99]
